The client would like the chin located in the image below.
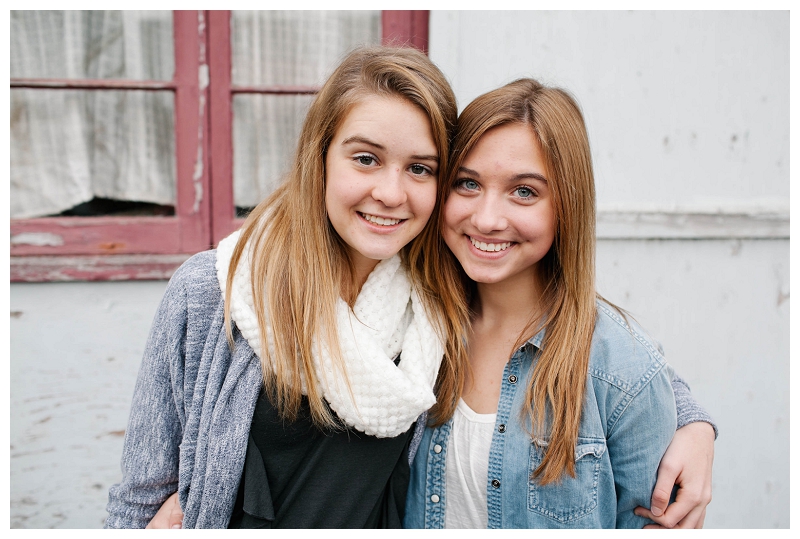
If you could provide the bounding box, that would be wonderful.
[461,267,503,285]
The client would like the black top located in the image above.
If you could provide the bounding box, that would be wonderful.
[228,389,413,529]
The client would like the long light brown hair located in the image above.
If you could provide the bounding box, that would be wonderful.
[445,78,598,483]
[225,46,469,429]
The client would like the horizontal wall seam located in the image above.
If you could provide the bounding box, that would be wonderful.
[596,211,789,239]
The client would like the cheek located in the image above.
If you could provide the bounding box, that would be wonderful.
[443,195,468,230]
[413,182,439,223]
[442,198,463,246]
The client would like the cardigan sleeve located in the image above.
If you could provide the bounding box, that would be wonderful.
[105,268,192,528]
[671,373,718,439]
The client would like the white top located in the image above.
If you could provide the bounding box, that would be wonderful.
[444,398,497,529]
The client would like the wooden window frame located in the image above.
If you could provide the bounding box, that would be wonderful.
[11,10,429,282]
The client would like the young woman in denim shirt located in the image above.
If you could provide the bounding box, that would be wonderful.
[404,78,715,529]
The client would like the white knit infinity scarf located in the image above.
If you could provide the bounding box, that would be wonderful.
[215,230,444,438]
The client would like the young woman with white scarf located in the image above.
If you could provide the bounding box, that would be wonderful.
[108,48,714,529]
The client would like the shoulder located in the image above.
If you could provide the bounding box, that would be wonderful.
[588,299,669,396]
[170,249,219,289]
[165,250,223,309]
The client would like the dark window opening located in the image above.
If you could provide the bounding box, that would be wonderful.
[53,197,174,217]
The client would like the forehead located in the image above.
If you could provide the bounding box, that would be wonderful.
[463,123,545,173]
[333,94,437,151]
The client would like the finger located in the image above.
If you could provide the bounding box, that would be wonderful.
[696,508,707,529]
[168,504,184,529]
[670,506,707,529]
[654,502,706,529]
[635,507,676,529]
[649,466,679,517]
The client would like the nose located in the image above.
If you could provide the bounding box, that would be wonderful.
[470,193,508,233]
[371,167,407,207]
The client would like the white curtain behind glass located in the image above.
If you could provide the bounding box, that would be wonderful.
[231,11,380,209]
[10,11,175,219]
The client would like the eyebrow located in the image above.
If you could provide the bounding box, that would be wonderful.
[459,166,548,183]
[341,135,439,163]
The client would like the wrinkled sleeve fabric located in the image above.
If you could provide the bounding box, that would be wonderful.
[671,373,718,438]
[105,267,192,528]
[606,364,677,529]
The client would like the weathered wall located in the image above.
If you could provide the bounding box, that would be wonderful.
[10,281,167,528]
[9,10,788,529]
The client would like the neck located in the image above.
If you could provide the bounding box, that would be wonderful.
[472,268,545,338]
[341,255,383,305]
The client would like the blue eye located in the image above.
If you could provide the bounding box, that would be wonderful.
[458,179,479,191]
[515,186,535,198]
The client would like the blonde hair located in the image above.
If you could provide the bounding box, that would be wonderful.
[225,46,469,429]
[445,78,597,483]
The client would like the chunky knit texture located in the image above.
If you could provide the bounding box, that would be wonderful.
[216,230,445,438]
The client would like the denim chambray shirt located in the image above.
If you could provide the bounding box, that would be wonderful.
[403,301,677,529]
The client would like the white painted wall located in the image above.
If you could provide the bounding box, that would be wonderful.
[430,10,788,215]
[9,10,789,529]
[429,10,789,529]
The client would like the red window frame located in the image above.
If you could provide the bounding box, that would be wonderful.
[10,10,429,282]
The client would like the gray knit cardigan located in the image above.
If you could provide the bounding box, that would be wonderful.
[105,250,715,529]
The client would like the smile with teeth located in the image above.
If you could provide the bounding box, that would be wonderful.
[360,212,403,226]
[469,236,512,252]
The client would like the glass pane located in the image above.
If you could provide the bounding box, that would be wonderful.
[10,10,173,80]
[231,10,381,87]
[232,94,315,212]
[10,89,176,219]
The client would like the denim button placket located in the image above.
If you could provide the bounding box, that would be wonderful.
[486,349,525,528]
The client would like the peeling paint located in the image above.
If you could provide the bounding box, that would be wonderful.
[191,10,208,215]
[198,63,209,91]
[11,233,64,247]
[777,289,789,306]
[98,242,125,251]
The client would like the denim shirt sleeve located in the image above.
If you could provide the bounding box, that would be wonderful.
[604,362,677,528]
[105,264,191,528]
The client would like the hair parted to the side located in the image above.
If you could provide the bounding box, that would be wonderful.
[225,46,470,430]
[444,78,598,484]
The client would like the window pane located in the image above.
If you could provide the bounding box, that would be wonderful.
[231,10,380,87]
[11,10,173,81]
[232,93,315,212]
[230,10,380,213]
[11,89,176,219]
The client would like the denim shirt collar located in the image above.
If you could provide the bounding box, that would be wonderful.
[522,327,546,351]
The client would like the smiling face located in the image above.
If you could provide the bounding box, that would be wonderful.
[443,122,556,288]
[325,94,439,282]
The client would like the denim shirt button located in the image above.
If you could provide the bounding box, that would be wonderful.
[431,494,440,503]
[508,375,517,384]
[498,424,506,433]
[491,479,501,488]
[433,444,442,454]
